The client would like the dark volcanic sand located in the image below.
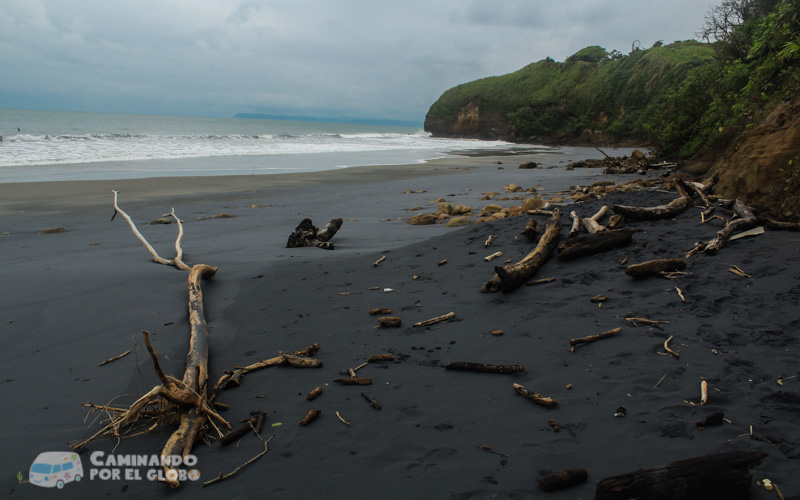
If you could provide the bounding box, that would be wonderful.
[1,152,798,499]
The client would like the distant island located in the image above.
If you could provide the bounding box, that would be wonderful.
[234,113,422,128]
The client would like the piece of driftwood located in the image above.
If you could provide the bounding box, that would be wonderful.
[594,450,767,500]
[626,317,670,329]
[484,251,503,262]
[220,411,266,446]
[76,193,229,488]
[484,234,497,248]
[703,200,757,255]
[369,308,392,315]
[537,468,588,492]
[444,362,524,373]
[299,409,321,426]
[513,383,559,408]
[557,228,635,261]
[624,258,686,278]
[413,312,455,327]
[367,353,394,363]
[569,327,622,351]
[361,392,382,410]
[700,380,709,405]
[333,377,372,385]
[203,431,275,488]
[568,211,581,238]
[307,387,323,400]
[483,209,561,293]
[286,218,343,250]
[378,316,402,327]
[525,277,556,286]
[581,205,608,233]
[611,194,690,221]
[215,344,322,390]
[98,350,131,366]
[756,216,800,231]
[607,214,625,229]
[373,255,386,266]
[522,218,540,241]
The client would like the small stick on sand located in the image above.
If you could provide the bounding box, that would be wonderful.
[676,287,686,302]
[484,251,503,262]
[367,354,394,363]
[513,383,559,408]
[361,392,382,410]
[445,362,524,374]
[484,235,497,248]
[335,411,351,427]
[373,255,386,267]
[99,350,132,366]
[569,327,622,351]
[663,336,680,358]
[306,387,323,400]
[413,312,455,327]
[333,377,372,385]
[654,372,669,389]
[626,317,670,329]
[700,380,709,405]
[729,265,751,279]
[479,445,509,457]
[437,259,447,266]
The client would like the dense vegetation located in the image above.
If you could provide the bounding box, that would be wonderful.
[425,0,800,158]
[646,0,800,157]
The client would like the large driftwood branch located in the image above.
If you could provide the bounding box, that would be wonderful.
[77,193,225,489]
[595,449,767,500]
[703,200,757,255]
[482,209,561,293]
[557,228,635,261]
[611,184,691,221]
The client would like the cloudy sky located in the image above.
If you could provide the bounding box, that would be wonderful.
[0,0,717,123]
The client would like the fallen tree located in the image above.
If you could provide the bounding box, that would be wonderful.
[482,209,561,293]
[595,449,767,500]
[557,228,635,261]
[74,192,229,488]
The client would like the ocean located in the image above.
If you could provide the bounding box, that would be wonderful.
[0,108,543,183]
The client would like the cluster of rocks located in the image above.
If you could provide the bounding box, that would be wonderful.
[407,183,547,227]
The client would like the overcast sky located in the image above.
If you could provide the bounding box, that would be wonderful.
[0,0,718,123]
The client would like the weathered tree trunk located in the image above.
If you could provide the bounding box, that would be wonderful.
[557,228,635,261]
[611,196,690,221]
[595,450,767,500]
[482,209,561,293]
[624,258,686,278]
[286,218,343,249]
[703,200,757,255]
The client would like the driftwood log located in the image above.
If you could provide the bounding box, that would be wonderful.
[581,205,608,233]
[624,258,686,278]
[214,344,323,390]
[286,218,343,249]
[557,228,635,261]
[522,218,540,241]
[482,209,561,293]
[611,185,691,221]
[703,200,757,255]
[595,450,767,500]
[74,192,229,488]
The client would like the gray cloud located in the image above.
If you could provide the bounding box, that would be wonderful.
[0,0,718,122]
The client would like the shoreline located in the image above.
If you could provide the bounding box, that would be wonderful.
[3,147,794,499]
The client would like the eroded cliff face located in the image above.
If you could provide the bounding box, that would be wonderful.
[702,99,800,220]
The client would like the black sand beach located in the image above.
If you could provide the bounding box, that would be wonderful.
[2,148,798,499]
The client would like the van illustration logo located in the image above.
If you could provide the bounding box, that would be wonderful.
[29,452,83,489]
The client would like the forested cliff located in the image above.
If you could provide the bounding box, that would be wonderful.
[425,0,800,219]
